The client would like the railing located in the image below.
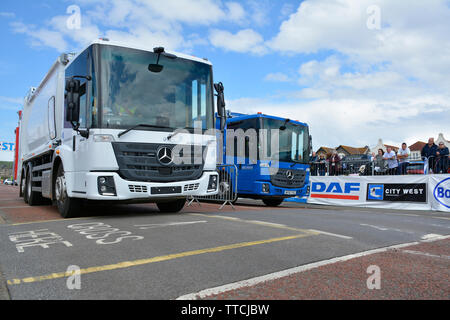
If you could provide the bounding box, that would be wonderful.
[187,164,238,210]
[310,155,450,176]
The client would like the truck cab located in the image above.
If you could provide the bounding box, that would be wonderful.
[17,40,220,217]
[219,112,311,206]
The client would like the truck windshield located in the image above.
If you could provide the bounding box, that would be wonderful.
[263,118,309,164]
[99,45,214,131]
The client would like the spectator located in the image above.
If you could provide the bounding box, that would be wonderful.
[374,148,386,175]
[421,138,438,172]
[435,142,449,174]
[329,151,341,176]
[318,155,327,176]
[310,151,318,176]
[397,143,410,175]
[383,147,398,175]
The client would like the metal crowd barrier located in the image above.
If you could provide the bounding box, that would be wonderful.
[309,156,449,177]
[187,164,238,210]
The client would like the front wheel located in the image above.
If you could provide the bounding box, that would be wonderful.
[262,198,284,207]
[54,165,82,218]
[156,199,186,213]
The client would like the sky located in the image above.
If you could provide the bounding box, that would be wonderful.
[0,0,449,151]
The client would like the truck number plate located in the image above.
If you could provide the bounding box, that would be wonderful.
[285,190,297,195]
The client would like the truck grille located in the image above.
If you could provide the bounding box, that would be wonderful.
[184,183,200,192]
[271,169,306,189]
[112,142,205,183]
[128,185,148,193]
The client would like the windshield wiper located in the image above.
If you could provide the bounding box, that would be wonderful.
[118,124,173,138]
[167,127,196,140]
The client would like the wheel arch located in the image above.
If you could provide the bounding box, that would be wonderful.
[51,156,63,201]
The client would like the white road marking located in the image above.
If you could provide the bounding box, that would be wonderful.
[360,223,414,234]
[421,233,443,241]
[248,220,289,228]
[307,229,353,240]
[134,221,207,230]
[176,235,450,300]
[401,250,450,260]
[360,224,388,231]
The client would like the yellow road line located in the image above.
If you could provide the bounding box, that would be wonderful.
[190,213,319,235]
[7,234,312,286]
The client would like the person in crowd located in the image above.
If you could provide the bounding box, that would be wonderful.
[310,151,318,176]
[435,142,449,174]
[421,138,438,173]
[329,151,341,176]
[397,143,410,175]
[373,148,386,175]
[383,147,398,175]
[318,154,327,176]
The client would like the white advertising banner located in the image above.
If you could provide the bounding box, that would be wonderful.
[429,174,450,212]
[0,142,15,162]
[308,175,431,211]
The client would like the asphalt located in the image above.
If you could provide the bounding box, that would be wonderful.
[0,185,449,300]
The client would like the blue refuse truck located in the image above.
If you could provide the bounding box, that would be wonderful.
[217,111,311,206]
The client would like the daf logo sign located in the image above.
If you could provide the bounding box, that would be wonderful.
[157,147,173,165]
[286,170,294,180]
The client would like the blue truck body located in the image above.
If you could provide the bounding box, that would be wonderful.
[217,112,311,205]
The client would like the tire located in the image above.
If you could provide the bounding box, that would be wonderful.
[156,199,186,213]
[21,169,28,203]
[54,164,82,218]
[262,198,284,207]
[26,164,45,206]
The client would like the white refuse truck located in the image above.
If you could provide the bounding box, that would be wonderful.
[17,39,226,218]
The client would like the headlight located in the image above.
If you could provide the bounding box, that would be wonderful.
[97,176,116,196]
[262,183,270,193]
[208,175,218,192]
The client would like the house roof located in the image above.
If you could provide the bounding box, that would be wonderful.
[409,141,427,152]
[384,144,399,152]
[316,147,335,154]
[336,145,370,155]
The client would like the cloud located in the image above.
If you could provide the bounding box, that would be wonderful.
[209,28,267,55]
[9,0,252,54]
[0,96,23,112]
[227,95,450,150]
[0,12,15,18]
[11,21,69,51]
[269,0,450,89]
[264,72,291,82]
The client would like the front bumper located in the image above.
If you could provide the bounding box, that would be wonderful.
[68,171,218,201]
[244,181,310,197]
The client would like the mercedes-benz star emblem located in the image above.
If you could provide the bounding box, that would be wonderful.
[286,170,294,180]
[157,147,173,165]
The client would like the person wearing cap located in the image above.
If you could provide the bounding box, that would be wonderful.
[436,142,449,174]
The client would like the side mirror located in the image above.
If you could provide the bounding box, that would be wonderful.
[214,82,226,130]
[65,79,81,127]
[309,135,313,155]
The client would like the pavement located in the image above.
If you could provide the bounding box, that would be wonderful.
[0,184,449,300]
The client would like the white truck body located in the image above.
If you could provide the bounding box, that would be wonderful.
[17,39,219,215]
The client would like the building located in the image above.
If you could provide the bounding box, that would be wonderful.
[409,141,426,160]
[316,145,370,159]
[436,133,450,149]
[372,139,400,154]
[316,147,335,159]
[335,145,370,159]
